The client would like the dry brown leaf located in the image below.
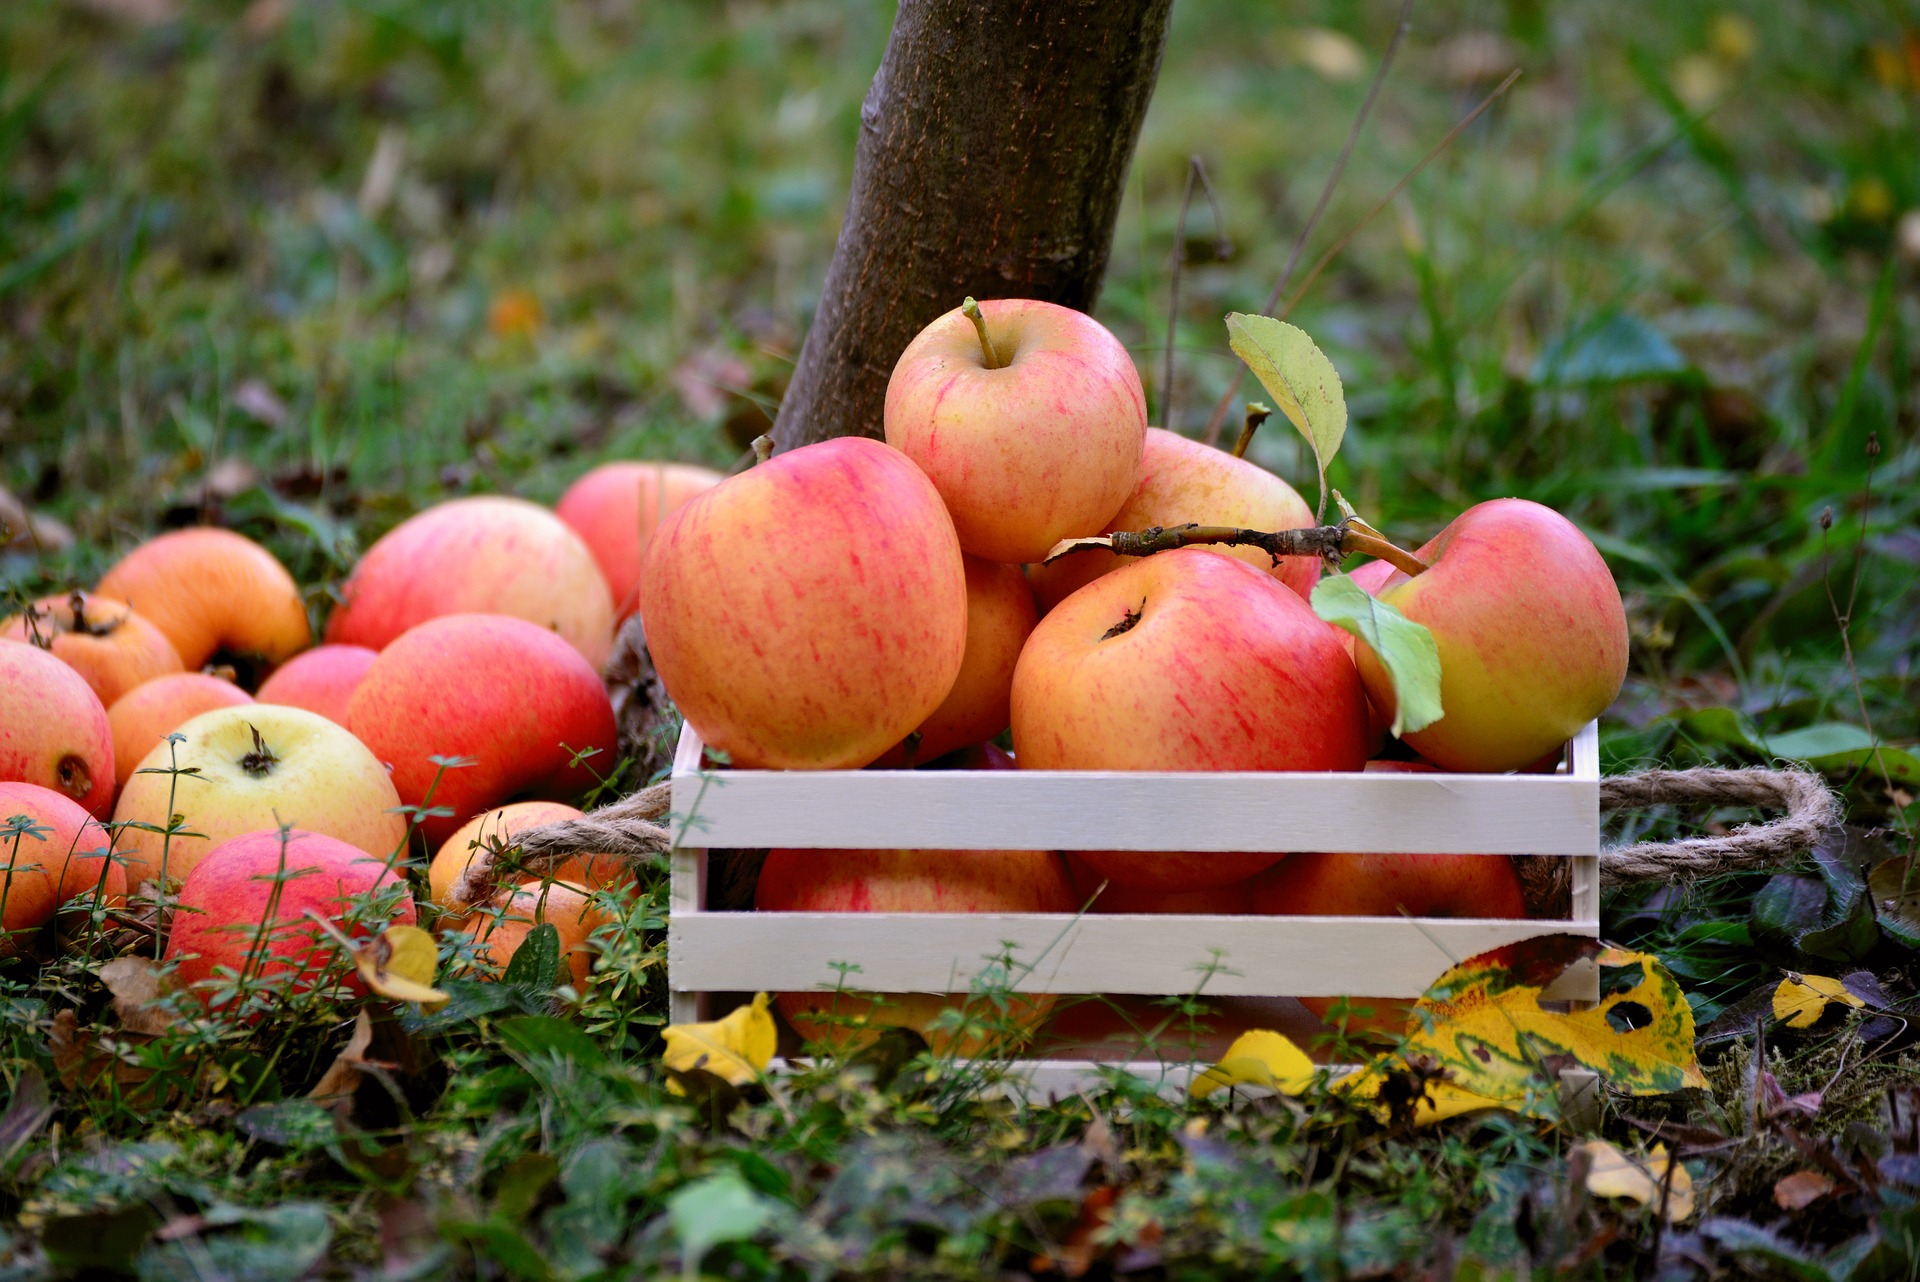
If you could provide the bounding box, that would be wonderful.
[98,957,175,1036]
[308,1010,376,1104]
[1773,1170,1835,1211]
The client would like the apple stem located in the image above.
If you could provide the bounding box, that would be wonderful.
[241,724,280,778]
[1083,521,1431,576]
[1231,403,1271,460]
[962,296,1004,369]
[750,434,775,466]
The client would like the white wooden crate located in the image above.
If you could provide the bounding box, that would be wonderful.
[667,722,1601,1092]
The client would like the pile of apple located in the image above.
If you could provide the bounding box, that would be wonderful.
[0,463,720,1003]
[640,299,1628,1049]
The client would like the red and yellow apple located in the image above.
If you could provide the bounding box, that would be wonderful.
[346,613,618,847]
[0,782,124,956]
[107,672,254,790]
[555,461,724,622]
[1066,855,1255,914]
[1012,548,1368,890]
[463,880,610,988]
[755,847,1076,1053]
[1354,499,1628,773]
[326,496,616,669]
[95,528,310,672]
[112,704,407,889]
[1,592,183,707]
[162,828,415,1007]
[1028,428,1319,612]
[426,800,632,911]
[0,642,115,818]
[255,644,377,725]
[884,299,1147,564]
[640,436,967,770]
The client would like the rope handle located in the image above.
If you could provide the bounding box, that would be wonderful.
[444,766,1840,911]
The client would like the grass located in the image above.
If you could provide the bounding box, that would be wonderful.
[3,0,1919,1276]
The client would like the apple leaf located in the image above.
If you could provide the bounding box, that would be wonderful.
[661,991,776,1093]
[1226,313,1346,519]
[1578,1140,1695,1221]
[1310,573,1442,737]
[1189,1029,1316,1100]
[1771,972,1865,1029]
[353,925,449,1008]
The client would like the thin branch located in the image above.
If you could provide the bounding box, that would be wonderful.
[1044,520,1430,578]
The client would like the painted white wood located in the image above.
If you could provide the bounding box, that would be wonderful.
[669,910,1599,997]
[668,723,1601,855]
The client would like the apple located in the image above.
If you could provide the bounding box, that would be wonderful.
[95,528,310,673]
[1027,428,1319,612]
[0,642,115,818]
[1012,548,1368,891]
[107,672,255,790]
[326,496,616,670]
[873,556,1036,767]
[1,592,183,707]
[462,880,610,988]
[1250,849,1528,1038]
[1066,854,1255,914]
[0,782,124,957]
[426,800,630,911]
[555,461,724,622]
[884,299,1147,565]
[255,644,378,725]
[112,704,408,890]
[1353,499,1628,773]
[640,436,967,770]
[346,614,619,847]
[755,847,1076,1054]
[162,828,415,1008]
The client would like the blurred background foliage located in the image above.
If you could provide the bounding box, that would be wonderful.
[1,0,1915,799]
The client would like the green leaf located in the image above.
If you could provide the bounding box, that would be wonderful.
[1310,574,1442,737]
[496,1015,606,1068]
[502,922,562,990]
[1869,858,1920,950]
[1530,313,1691,386]
[1226,313,1346,517]
[668,1172,776,1273]
[135,1203,331,1282]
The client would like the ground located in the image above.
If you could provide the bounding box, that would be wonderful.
[1,0,1918,1277]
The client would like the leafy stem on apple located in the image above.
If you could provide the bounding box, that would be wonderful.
[961,296,1005,370]
[1231,403,1271,461]
[1043,519,1431,579]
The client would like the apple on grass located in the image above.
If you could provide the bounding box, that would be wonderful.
[162,828,415,1010]
[1028,427,1320,612]
[640,436,967,771]
[884,298,1147,565]
[754,847,1076,1055]
[326,497,617,670]
[462,880,611,989]
[107,672,255,790]
[1250,850,1529,1038]
[1012,548,1369,892]
[0,641,115,819]
[112,704,408,890]
[1353,498,1628,773]
[0,782,124,958]
[95,528,310,675]
[255,644,378,726]
[346,614,619,848]
[555,461,724,622]
[426,800,635,913]
[1,592,183,707]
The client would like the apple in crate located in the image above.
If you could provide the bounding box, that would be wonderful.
[755,847,1076,1055]
[1066,854,1254,914]
[1028,428,1319,612]
[255,644,378,726]
[347,614,618,846]
[163,828,415,1008]
[640,437,967,770]
[1251,850,1528,1038]
[96,528,310,672]
[0,641,115,818]
[113,704,407,889]
[0,782,124,957]
[885,299,1146,565]
[107,672,254,790]
[1,592,183,707]
[1354,499,1627,773]
[326,496,617,670]
[555,461,723,622]
[1013,548,1368,891]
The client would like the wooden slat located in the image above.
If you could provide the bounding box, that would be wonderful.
[669,910,1599,997]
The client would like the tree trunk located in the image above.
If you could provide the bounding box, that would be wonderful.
[772,0,1174,452]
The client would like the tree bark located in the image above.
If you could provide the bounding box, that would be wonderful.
[772,0,1174,451]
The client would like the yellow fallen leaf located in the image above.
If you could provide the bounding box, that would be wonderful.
[662,992,776,1091]
[353,925,449,1008]
[488,289,544,338]
[1579,1140,1694,1221]
[1189,1030,1316,1100]
[1772,973,1864,1029]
